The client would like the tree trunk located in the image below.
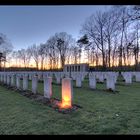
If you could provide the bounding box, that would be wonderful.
[41,57,44,70]
[108,38,111,68]
[102,51,106,70]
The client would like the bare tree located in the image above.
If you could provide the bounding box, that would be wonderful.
[38,43,47,70]
[71,46,80,64]
[117,7,129,69]
[127,5,140,21]
[82,11,108,70]
[104,8,120,68]
[0,33,13,70]
[46,36,59,69]
[12,51,18,67]
[130,21,140,70]
[28,44,40,70]
[134,22,140,70]
[112,6,140,69]
[55,32,75,68]
[77,35,92,64]
[17,48,31,68]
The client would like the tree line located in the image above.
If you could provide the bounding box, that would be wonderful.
[1,6,140,71]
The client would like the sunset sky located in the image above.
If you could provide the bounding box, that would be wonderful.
[0,5,111,51]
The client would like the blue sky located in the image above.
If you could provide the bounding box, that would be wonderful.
[0,5,111,51]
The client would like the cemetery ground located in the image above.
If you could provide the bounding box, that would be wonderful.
[0,77,140,134]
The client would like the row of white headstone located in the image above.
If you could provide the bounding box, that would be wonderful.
[88,72,119,90]
[0,73,53,99]
[88,71,140,90]
[0,71,140,92]
[121,72,140,84]
[0,72,74,108]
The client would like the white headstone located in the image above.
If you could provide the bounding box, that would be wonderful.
[122,72,132,84]
[32,75,38,94]
[11,74,15,87]
[135,72,140,82]
[76,74,82,87]
[55,73,61,84]
[23,74,28,91]
[106,73,116,91]
[16,75,21,89]
[44,76,52,99]
[4,74,7,84]
[89,73,96,89]
[29,74,32,80]
[0,74,3,82]
[98,72,104,83]
[7,75,11,86]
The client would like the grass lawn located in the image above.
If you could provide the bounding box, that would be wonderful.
[0,76,140,134]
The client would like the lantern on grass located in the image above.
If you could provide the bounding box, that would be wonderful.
[59,78,73,109]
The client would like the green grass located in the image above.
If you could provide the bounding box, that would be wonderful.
[0,77,140,134]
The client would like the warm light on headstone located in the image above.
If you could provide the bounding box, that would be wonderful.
[59,78,73,109]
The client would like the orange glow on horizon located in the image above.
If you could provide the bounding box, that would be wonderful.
[3,55,138,69]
